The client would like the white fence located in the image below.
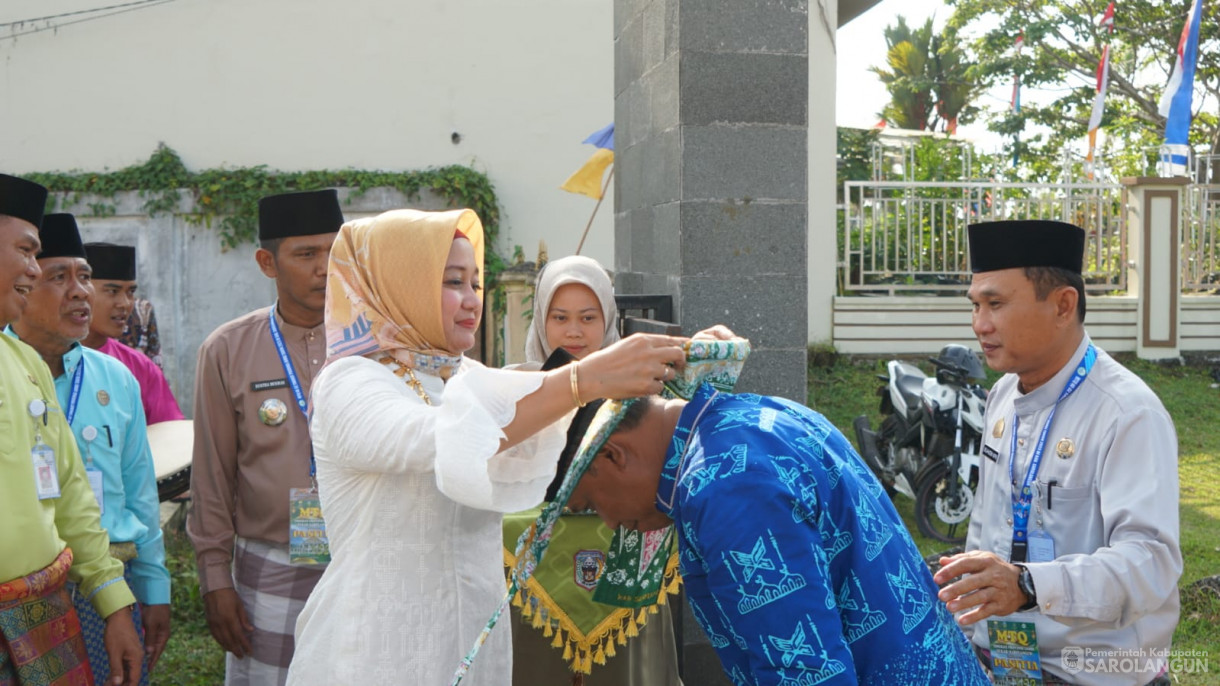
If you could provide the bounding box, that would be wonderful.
[835,173,1220,355]
[1183,156,1220,291]
[840,180,1127,295]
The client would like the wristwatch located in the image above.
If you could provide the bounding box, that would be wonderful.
[1015,564,1038,611]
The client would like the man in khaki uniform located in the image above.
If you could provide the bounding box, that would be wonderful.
[187,189,343,686]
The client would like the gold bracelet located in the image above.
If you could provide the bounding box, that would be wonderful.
[570,363,586,408]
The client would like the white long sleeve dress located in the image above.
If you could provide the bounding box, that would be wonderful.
[286,355,569,686]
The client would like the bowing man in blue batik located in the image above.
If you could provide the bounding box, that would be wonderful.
[567,384,989,686]
[8,213,170,685]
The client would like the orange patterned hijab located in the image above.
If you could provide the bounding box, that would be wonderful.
[324,208,484,378]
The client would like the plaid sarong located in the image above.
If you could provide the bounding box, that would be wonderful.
[71,561,146,686]
[0,548,93,686]
[226,537,323,686]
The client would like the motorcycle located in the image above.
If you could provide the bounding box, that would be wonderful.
[852,344,988,544]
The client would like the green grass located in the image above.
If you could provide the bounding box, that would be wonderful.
[157,528,225,685]
[157,350,1219,683]
[809,350,1220,684]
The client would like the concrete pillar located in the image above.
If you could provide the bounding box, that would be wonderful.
[808,0,838,347]
[613,2,807,683]
[491,264,539,367]
[1122,176,1187,360]
[613,0,809,404]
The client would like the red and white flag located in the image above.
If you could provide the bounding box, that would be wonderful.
[1085,1,1116,178]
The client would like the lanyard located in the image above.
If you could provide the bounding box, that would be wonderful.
[65,356,85,426]
[1008,344,1096,561]
[268,306,315,477]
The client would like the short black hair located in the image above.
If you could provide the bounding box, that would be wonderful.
[259,237,284,257]
[615,397,653,434]
[1025,266,1086,323]
[544,397,655,502]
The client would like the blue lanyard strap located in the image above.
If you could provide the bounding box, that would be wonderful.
[268,306,315,477]
[1009,344,1096,553]
[65,356,85,426]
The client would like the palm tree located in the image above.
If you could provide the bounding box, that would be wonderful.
[873,17,981,134]
[872,17,936,131]
[931,26,982,134]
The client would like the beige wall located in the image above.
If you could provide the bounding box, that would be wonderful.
[0,0,616,266]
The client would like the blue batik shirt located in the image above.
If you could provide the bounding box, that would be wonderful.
[6,331,170,606]
[655,385,987,686]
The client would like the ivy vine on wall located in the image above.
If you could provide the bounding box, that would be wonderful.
[26,143,514,363]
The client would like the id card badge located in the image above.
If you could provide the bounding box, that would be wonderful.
[32,441,61,500]
[289,487,331,566]
[986,619,1043,685]
[80,426,104,514]
[85,467,106,515]
[1027,529,1055,563]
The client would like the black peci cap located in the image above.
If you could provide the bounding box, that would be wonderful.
[0,174,49,229]
[84,242,137,281]
[37,214,86,259]
[257,189,344,241]
[968,220,1085,274]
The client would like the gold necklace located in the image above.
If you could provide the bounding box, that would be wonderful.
[380,357,432,405]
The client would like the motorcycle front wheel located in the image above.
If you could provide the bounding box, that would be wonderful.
[913,460,976,544]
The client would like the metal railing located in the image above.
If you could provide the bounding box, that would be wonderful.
[1183,155,1220,292]
[839,180,1127,295]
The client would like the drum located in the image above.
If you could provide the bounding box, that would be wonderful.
[148,419,193,502]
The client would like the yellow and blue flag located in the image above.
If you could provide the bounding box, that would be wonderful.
[561,124,615,200]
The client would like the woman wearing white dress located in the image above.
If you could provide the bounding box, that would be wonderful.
[286,209,685,686]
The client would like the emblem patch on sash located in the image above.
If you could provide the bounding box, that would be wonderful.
[574,550,606,590]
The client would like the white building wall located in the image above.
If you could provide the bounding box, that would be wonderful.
[0,0,617,265]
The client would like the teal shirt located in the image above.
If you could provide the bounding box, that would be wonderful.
[6,330,170,605]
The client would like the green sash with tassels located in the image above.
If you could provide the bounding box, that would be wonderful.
[502,510,680,674]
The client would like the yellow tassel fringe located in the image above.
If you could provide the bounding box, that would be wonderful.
[507,545,687,677]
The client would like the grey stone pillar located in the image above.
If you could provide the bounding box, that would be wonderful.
[613,2,808,683]
[613,0,809,405]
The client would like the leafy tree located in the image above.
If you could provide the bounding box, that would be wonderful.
[946,0,1220,174]
[872,17,984,133]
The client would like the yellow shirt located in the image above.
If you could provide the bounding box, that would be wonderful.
[0,334,135,617]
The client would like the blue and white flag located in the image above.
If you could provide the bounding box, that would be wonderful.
[1158,0,1203,174]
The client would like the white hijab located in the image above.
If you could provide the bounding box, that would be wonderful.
[524,255,621,363]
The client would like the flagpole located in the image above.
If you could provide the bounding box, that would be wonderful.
[1086,2,1116,181]
[575,166,615,255]
[1011,34,1024,170]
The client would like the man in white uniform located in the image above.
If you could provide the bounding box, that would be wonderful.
[935,220,1180,686]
